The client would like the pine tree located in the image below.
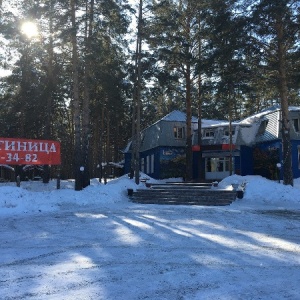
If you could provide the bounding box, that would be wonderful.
[0,0,131,181]
[147,0,209,181]
[250,0,300,186]
[205,0,249,120]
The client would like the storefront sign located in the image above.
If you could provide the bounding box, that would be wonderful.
[221,144,236,151]
[192,145,200,151]
[0,137,61,165]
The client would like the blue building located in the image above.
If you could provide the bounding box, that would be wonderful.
[124,106,300,181]
[124,111,200,179]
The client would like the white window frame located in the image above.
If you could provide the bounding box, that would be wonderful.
[258,120,269,135]
[173,126,185,139]
[141,157,145,173]
[146,156,150,174]
[151,154,154,174]
[205,157,234,173]
[293,119,300,132]
[204,130,214,138]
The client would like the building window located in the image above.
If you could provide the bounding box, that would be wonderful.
[141,158,145,173]
[204,130,214,138]
[206,157,232,173]
[146,156,150,174]
[258,120,269,135]
[293,119,300,132]
[174,126,185,139]
[151,154,154,173]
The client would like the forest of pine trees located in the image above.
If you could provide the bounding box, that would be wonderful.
[0,0,299,186]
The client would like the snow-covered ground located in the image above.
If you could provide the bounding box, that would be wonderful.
[1,175,300,299]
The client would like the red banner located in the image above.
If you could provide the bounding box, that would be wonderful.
[0,138,61,165]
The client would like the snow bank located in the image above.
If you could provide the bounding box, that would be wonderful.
[219,174,300,209]
[1,174,300,216]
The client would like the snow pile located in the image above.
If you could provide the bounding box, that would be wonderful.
[1,174,300,216]
[0,176,138,216]
[219,174,300,209]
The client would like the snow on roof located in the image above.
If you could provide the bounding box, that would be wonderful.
[201,119,230,128]
[160,110,198,123]
[238,105,300,125]
[199,105,300,128]
[239,106,279,125]
[122,140,132,153]
[162,110,227,127]
[290,106,300,111]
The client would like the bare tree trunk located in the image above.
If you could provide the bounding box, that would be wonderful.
[184,7,193,182]
[81,0,94,188]
[71,0,82,191]
[185,62,193,181]
[132,0,143,184]
[100,107,105,182]
[106,111,110,163]
[229,95,233,176]
[276,16,293,186]
[43,0,54,184]
[197,77,204,180]
[197,12,204,181]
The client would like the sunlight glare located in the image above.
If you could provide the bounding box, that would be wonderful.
[21,21,39,39]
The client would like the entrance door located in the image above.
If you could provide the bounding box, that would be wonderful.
[205,157,232,180]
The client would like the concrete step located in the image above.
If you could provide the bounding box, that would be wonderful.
[134,190,235,200]
[129,184,237,206]
[151,185,212,190]
[150,183,213,189]
[131,199,232,206]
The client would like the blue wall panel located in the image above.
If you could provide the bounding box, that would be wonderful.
[240,146,254,176]
[124,153,132,175]
[159,147,186,179]
[124,140,300,180]
[292,140,300,179]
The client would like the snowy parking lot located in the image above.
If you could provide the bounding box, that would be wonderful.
[1,175,300,299]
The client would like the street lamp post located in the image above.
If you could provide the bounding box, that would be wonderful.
[80,166,85,189]
[97,164,101,183]
[276,163,282,183]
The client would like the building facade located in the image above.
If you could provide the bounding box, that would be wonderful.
[124,106,300,181]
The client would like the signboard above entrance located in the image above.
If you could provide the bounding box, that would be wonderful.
[0,137,61,165]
